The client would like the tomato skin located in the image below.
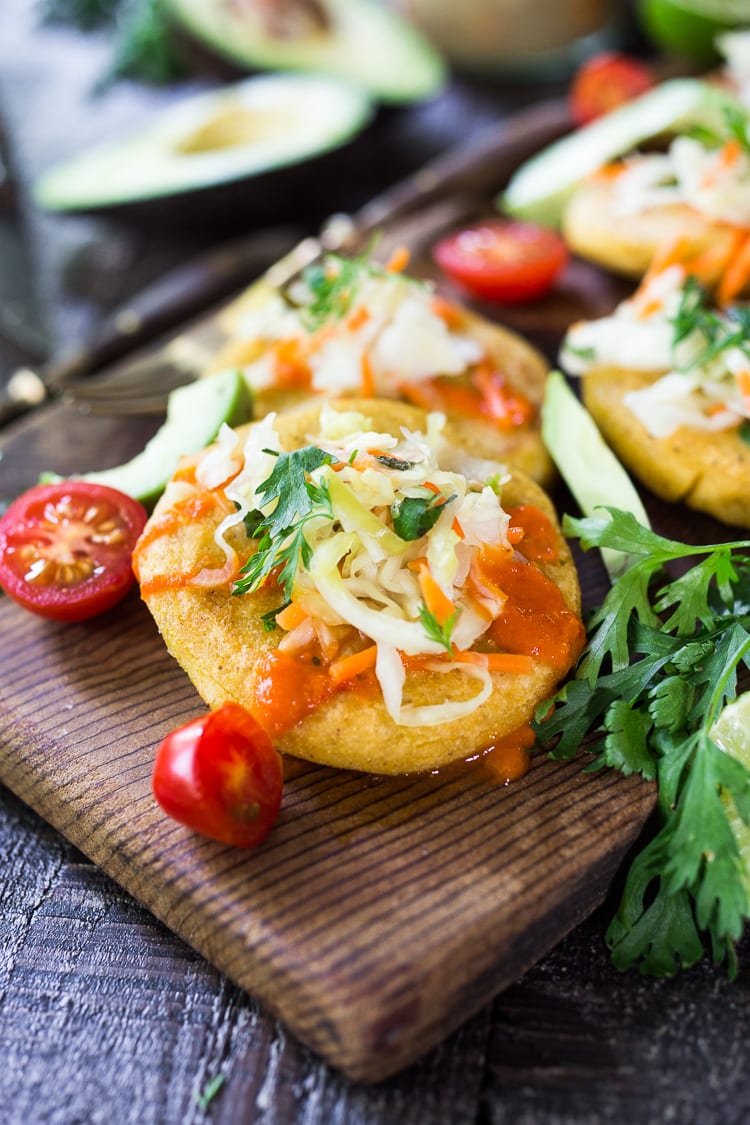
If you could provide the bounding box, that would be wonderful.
[569,52,653,126]
[0,481,147,622]
[433,221,568,304]
[152,702,283,848]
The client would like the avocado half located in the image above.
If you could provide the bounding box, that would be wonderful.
[33,73,373,218]
[165,0,446,104]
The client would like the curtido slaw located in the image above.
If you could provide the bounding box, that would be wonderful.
[227,249,484,397]
[560,265,750,439]
[608,128,750,229]
[192,403,542,729]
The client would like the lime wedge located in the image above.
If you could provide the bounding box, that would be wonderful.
[711,692,750,895]
[637,0,750,66]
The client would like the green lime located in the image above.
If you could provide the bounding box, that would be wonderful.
[711,691,750,895]
[637,0,750,66]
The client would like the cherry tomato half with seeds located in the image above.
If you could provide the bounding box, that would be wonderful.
[568,51,653,126]
[152,702,283,848]
[0,481,147,622]
[433,220,569,304]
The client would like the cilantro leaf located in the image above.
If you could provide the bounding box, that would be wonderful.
[233,446,336,600]
[391,492,455,541]
[419,603,455,653]
[536,509,750,977]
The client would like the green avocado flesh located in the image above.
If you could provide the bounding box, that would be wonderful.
[165,0,446,104]
[34,73,373,211]
[81,368,252,509]
[500,78,744,227]
[542,372,650,580]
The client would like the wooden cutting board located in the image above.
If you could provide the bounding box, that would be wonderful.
[0,103,664,1082]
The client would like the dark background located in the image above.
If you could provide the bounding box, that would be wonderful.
[2,1,750,1122]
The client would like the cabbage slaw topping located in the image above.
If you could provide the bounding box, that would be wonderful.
[194,404,537,727]
[560,268,750,439]
[227,250,484,399]
[609,129,750,229]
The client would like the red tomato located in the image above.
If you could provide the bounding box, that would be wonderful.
[0,481,147,622]
[433,220,568,304]
[152,702,283,848]
[569,52,653,126]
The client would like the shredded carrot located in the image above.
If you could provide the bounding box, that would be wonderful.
[346,305,371,332]
[702,139,743,189]
[431,294,463,327]
[641,236,692,287]
[736,369,750,412]
[717,231,750,305]
[416,561,455,625]
[360,352,376,397]
[422,480,441,495]
[451,516,464,539]
[385,245,410,273]
[328,645,378,685]
[272,337,311,389]
[275,601,309,632]
[452,649,535,675]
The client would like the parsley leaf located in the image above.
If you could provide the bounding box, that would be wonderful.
[535,509,750,976]
[233,446,336,600]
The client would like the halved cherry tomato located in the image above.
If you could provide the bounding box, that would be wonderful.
[152,702,283,848]
[0,481,147,622]
[433,220,568,304]
[568,52,653,126]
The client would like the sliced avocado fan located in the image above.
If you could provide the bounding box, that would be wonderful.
[34,73,373,212]
[165,0,446,104]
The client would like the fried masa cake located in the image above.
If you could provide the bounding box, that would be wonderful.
[562,127,750,300]
[202,248,555,488]
[133,399,583,775]
[561,266,750,530]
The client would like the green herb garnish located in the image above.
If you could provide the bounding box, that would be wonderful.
[195,1072,226,1112]
[391,492,455,541]
[670,276,750,371]
[535,508,750,977]
[419,603,456,653]
[564,342,597,362]
[233,446,336,599]
[298,247,375,331]
[374,454,415,471]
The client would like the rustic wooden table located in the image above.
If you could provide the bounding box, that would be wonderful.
[2,2,750,1122]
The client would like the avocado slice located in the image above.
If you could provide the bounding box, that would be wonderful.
[34,72,373,213]
[165,0,446,104]
[500,78,744,227]
[79,368,252,510]
[541,371,650,580]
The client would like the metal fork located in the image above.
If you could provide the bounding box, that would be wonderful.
[64,232,335,415]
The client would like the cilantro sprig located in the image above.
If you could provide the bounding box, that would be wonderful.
[233,446,336,599]
[290,243,425,333]
[391,491,455,541]
[671,276,750,371]
[535,509,750,977]
[419,603,456,653]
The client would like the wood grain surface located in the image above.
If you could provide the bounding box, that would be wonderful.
[0,103,671,1082]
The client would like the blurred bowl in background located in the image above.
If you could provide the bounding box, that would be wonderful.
[403,0,623,79]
